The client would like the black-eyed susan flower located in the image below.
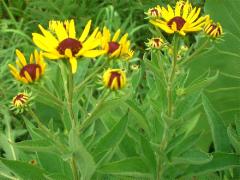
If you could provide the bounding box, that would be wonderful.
[145,37,166,49]
[10,91,32,113]
[32,19,105,73]
[8,49,45,83]
[100,27,134,60]
[102,69,126,90]
[204,20,223,38]
[148,0,208,36]
[145,5,162,18]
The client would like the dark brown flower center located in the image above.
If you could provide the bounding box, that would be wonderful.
[108,42,120,54]
[57,38,82,56]
[13,94,27,104]
[20,64,41,80]
[168,16,186,30]
[108,71,121,88]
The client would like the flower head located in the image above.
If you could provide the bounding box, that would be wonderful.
[102,69,126,90]
[204,20,223,38]
[32,19,105,73]
[8,50,45,83]
[100,27,134,60]
[10,91,32,113]
[145,37,166,49]
[148,0,208,36]
[146,6,162,18]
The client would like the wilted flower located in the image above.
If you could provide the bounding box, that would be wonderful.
[102,69,127,90]
[100,27,134,60]
[32,19,105,73]
[204,20,223,38]
[8,50,45,83]
[148,0,208,36]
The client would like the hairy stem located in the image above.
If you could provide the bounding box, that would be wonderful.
[167,35,179,117]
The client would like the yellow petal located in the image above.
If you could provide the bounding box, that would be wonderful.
[16,49,27,66]
[103,26,111,42]
[79,20,92,42]
[112,29,121,41]
[55,23,68,41]
[188,8,201,24]
[69,19,76,38]
[20,77,28,84]
[43,52,61,59]
[30,54,34,64]
[119,33,128,44]
[69,57,77,73]
[24,71,33,83]
[8,64,18,73]
[38,24,59,47]
[175,3,181,16]
[65,49,73,58]
[10,70,20,80]
[32,33,56,52]
[82,50,105,58]
[36,68,40,80]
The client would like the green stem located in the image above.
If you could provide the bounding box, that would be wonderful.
[67,63,77,128]
[70,157,79,180]
[181,39,210,65]
[78,90,110,133]
[157,34,179,180]
[167,35,179,117]
[74,60,107,93]
[28,108,67,153]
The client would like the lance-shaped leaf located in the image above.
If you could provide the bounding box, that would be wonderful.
[202,94,231,152]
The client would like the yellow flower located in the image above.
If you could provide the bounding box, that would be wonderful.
[149,0,208,36]
[32,19,105,73]
[102,69,126,90]
[8,49,45,83]
[145,37,165,49]
[100,27,134,60]
[204,20,223,38]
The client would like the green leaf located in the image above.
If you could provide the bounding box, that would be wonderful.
[202,94,231,152]
[184,72,219,95]
[98,157,151,178]
[183,153,240,177]
[13,139,56,152]
[172,149,212,165]
[167,132,202,155]
[124,100,150,133]
[94,113,128,154]
[0,158,48,180]
[38,152,72,178]
[69,129,96,180]
[227,126,240,153]
[174,91,201,118]
[178,113,201,138]
[140,136,157,177]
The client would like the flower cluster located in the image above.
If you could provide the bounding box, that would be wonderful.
[146,0,223,38]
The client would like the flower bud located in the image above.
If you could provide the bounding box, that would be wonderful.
[102,69,126,90]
